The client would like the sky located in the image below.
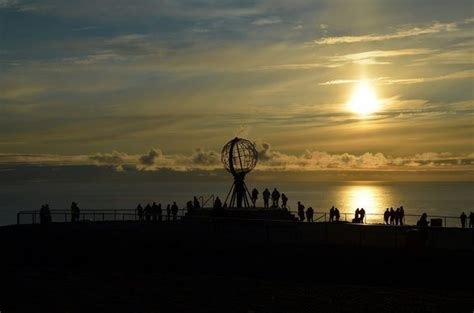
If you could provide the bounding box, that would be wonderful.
[0,0,473,178]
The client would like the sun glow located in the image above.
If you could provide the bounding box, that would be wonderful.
[348,81,380,115]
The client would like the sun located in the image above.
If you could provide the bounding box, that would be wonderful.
[348,80,380,116]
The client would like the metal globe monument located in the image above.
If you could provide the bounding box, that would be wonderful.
[221,137,258,208]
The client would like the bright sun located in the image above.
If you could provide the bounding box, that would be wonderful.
[348,81,380,116]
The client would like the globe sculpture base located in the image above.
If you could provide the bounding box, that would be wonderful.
[224,173,252,209]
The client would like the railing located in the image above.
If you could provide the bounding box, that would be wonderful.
[17,208,187,225]
[288,211,465,228]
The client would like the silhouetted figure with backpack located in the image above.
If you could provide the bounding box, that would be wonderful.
[171,202,179,221]
[251,188,259,207]
[271,188,280,208]
[71,202,80,222]
[263,188,270,209]
[136,204,144,221]
[297,201,305,222]
[40,204,51,224]
[306,207,314,223]
[281,193,288,210]
[460,212,467,228]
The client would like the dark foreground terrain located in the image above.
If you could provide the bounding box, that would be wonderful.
[0,220,473,313]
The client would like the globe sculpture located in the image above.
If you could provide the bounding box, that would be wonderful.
[221,137,258,208]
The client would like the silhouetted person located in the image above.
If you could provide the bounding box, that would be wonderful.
[151,202,158,222]
[166,204,171,221]
[329,206,335,222]
[193,197,200,209]
[384,208,389,225]
[395,208,400,226]
[251,188,259,207]
[353,208,360,223]
[389,207,395,225]
[186,201,194,214]
[417,213,429,227]
[306,207,314,223]
[297,201,305,222]
[460,212,467,228]
[359,208,365,224]
[171,202,179,221]
[281,193,288,209]
[71,202,80,222]
[399,206,405,226]
[40,204,51,224]
[157,203,162,222]
[469,212,474,228]
[214,197,223,210]
[334,207,340,222]
[271,188,280,208]
[263,188,270,209]
[144,203,152,222]
[136,204,144,221]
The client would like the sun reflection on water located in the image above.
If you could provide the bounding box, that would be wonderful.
[343,185,386,223]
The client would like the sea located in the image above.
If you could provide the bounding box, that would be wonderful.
[0,180,473,227]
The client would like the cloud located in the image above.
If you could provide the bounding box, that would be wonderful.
[319,70,474,86]
[315,21,458,45]
[252,16,282,26]
[330,49,433,65]
[0,144,473,172]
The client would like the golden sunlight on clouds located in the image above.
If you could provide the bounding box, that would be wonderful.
[347,81,381,116]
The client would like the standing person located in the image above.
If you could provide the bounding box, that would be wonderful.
[151,202,158,222]
[460,212,467,228]
[281,193,288,210]
[389,207,395,225]
[469,212,474,228]
[263,188,271,209]
[329,206,335,222]
[166,204,171,221]
[171,202,179,221]
[136,204,144,221]
[354,208,360,223]
[214,197,223,210]
[71,202,80,222]
[395,208,400,226]
[384,208,390,225]
[157,203,162,222]
[251,188,259,207]
[297,201,305,222]
[306,207,314,223]
[334,207,340,222]
[399,206,405,226]
[271,188,280,208]
[144,203,152,222]
[359,208,366,224]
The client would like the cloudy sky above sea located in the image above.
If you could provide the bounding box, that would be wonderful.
[0,0,473,176]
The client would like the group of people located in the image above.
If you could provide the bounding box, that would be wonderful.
[460,212,474,228]
[296,202,314,222]
[136,202,179,222]
[329,206,341,222]
[353,208,366,223]
[383,207,405,226]
[251,188,288,209]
